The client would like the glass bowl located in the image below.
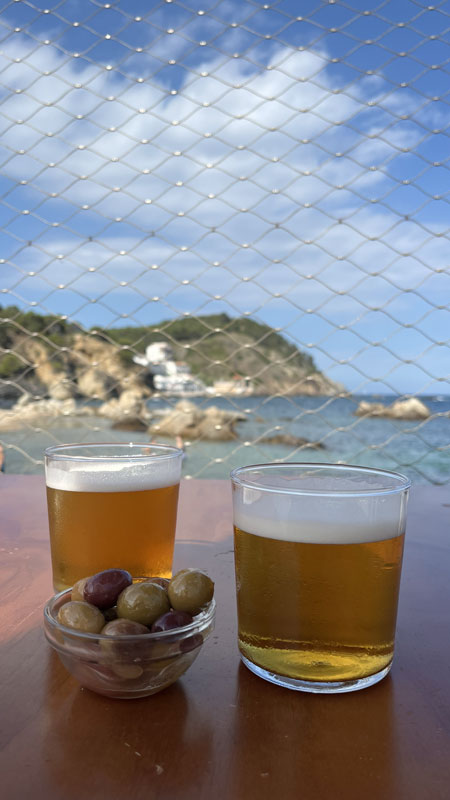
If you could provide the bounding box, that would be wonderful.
[43,587,216,699]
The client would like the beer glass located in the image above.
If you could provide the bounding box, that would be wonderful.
[45,443,183,591]
[231,463,410,693]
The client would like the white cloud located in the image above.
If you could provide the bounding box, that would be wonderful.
[0,24,448,394]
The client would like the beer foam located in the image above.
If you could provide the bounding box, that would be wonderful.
[233,492,406,544]
[46,457,181,493]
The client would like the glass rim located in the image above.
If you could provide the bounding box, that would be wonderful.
[44,442,183,463]
[230,462,411,497]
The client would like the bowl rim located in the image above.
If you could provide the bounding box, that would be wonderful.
[44,586,216,643]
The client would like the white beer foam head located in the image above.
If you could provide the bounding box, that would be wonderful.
[233,491,407,544]
[46,456,181,492]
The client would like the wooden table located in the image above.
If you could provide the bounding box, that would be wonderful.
[0,476,449,800]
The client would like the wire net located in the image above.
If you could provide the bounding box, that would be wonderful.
[0,0,449,483]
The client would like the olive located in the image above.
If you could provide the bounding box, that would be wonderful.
[168,569,214,615]
[71,576,91,602]
[179,633,203,654]
[72,661,117,691]
[84,568,132,609]
[112,663,144,680]
[100,618,150,661]
[151,610,193,632]
[101,619,150,637]
[57,600,105,634]
[117,582,170,626]
[146,577,170,590]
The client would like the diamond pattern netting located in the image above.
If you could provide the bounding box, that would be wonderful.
[0,0,449,483]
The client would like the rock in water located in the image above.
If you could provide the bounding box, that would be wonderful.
[0,397,94,431]
[355,398,430,420]
[260,434,324,448]
[99,388,150,423]
[111,418,148,431]
[150,400,245,441]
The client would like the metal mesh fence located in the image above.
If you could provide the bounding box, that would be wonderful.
[0,0,449,483]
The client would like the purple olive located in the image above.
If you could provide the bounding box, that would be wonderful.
[100,618,150,661]
[84,568,132,609]
[101,619,149,637]
[151,610,194,632]
[179,633,203,653]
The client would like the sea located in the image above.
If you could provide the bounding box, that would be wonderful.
[1,394,449,485]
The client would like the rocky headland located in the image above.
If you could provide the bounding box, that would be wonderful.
[0,308,343,438]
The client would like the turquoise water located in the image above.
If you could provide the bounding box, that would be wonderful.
[1,394,449,485]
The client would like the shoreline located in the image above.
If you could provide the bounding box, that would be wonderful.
[0,394,448,485]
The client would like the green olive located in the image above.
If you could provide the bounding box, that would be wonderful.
[112,663,144,680]
[57,600,105,633]
[168,569,214,615]
[116,582,170,626]
[71,576,91,602]
[146,577,170,590]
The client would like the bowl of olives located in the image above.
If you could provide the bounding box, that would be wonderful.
[43,567,215,699]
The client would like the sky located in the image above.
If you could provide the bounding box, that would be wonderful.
[0,0,449,395]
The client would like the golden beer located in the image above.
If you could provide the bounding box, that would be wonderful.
[231,463,410,692]
[234,526,404,682]
[45,444,183,591]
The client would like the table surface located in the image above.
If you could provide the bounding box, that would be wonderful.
[0,476,449,800]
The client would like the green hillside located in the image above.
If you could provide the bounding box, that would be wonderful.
[0,307,339,396]
[93,313,317,387]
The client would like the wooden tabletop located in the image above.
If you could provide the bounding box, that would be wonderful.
[0,475,449,800]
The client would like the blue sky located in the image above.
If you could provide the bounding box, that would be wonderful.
[0,0,449,394]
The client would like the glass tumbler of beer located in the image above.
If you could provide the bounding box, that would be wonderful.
[231,463,410,693]
[45,443,183,592]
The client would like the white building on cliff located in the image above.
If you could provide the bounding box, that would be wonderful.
[133,342,206,395]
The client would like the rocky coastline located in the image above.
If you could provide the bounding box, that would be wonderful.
[0,334,437,440]
[0,311,346,442]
